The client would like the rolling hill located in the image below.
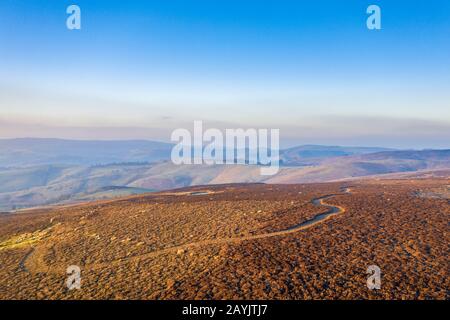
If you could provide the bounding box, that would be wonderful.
[1,148,449,211]
[279,145,393,166]
[0,138,173,167]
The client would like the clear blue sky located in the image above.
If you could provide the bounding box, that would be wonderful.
[0,0,449,148]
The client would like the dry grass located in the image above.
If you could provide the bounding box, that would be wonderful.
[0,180,448,299]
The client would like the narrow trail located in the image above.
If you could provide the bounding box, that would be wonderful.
[18,247,34,273]
[24,187,352,273]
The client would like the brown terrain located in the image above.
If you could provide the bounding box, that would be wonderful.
[0,179,448,300]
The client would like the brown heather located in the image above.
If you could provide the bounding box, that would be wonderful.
[0,180,448,299]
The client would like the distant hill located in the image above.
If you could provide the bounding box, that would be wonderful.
[1,149,449,211]
[0,138,397,168]
[350,149,450,161]
[0,139,448,210]
[280,145,394,166]
[269,149,450,184]
[0,138,173,167]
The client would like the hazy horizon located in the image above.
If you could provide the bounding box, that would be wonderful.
[1,135,449,151]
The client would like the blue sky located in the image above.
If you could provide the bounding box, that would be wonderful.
[0,0,449,148]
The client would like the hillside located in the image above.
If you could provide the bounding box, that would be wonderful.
[0,138,173,167]
[268,149,450,184]
[1,146,449,211]
[280,145,393,166]
[0,180,448,299]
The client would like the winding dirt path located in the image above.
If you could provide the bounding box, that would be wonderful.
[18,247,34,273]
[24,187,352,273]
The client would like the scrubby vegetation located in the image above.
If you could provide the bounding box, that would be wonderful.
[0,180,448,299]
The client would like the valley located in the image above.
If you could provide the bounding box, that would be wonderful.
[0,139,449,211]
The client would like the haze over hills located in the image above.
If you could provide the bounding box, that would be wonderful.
[0,138,394,167]
[269,149,450,184]
[279,145,393,166]
[0,138,449,210]
[0,138,173,167]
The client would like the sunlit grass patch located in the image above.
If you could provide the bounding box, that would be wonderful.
[0,227,52,251]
